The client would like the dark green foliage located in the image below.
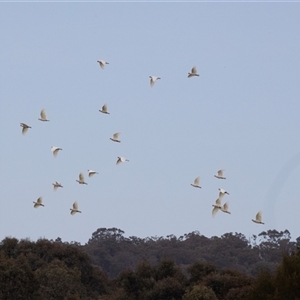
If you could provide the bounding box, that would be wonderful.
[0,237,110,299]
[188,261,217,283]
[274,248,300,300]
[84,228,298,279]
[183,284,218,300]
[0,252,38,299]
[0,229,299,299]
[247,248,300,300]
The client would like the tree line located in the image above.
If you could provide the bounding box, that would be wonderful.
[0,228,299,299]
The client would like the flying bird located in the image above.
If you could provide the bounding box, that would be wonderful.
[99,104,110,114]
[149,75,161,87]
[33,197,44,208]
[97,60,109,69]
[212,198,222,217]
[51,146,62,157]
[252,211,264,224]
[116,156,129,165]
[88,170,98,177]
[188,66,199,78]
[191,177,201,188]
[218,188,229,196]
[214,170,226,179]
[20,123,31,135]
[110,132,121,143]
[221,202,231,214]
[38,109,50,121]
[53,181,63,190]
[70,201,82,215]
[76,172,87,185]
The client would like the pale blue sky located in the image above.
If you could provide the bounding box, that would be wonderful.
[1,3,300,244]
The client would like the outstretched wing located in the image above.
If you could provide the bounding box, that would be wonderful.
[256,211,262,222]
[40,109,47,119]
[79,173,85,182]
[194,177,200,185]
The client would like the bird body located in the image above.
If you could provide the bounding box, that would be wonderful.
[70,201,81,215]
[110,132,121,143]
[191,177,201,188]
[97,60,109,69]
[99,104,110,114]
[188,66,199,78]
[214,170,226,179]
[53,181,63,190]
[252,211,264,224]
[33,197,44,208]
[76,172,87,185]
[88,170,98,177]
[20,123,31,135]
[38,109,50,121]
[149,75,161,87]
[116,156,129,165]
[51,146,62,157]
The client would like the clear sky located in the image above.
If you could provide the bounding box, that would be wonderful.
[1,3,300,245]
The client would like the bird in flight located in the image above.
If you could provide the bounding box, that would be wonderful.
[212,197,222,217]
[20,123,31,135]
[110,132,121,143]
[70,201,82,215]
[38,109,50,122]
[99,104,110,114]
[33,197,44,208]
[76,172,87,185]
[149,75,161,87]
[220,202,231,214]
[53,181,63,190]
[190,177,201,188]
[51,146,62,157]
[97,60,109,69]
[116,156,129,165]
[88,170,98,177]
[218,188,229,196]
[188,66,199,78]
[214,170,226,179]
[252,211,264,224]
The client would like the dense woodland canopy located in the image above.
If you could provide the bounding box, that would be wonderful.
[1,228,299,299]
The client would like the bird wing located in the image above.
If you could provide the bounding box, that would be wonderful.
[102,104,107,112]
[113,132,120,139]
[37,197,43,204]
[150,77,155,87]
[22,127,28,135]
[99,61,105,69]
[256,211,262,222]
[194,177,200,185]
[73,202,78,209]
[191,66,197,74]
[223,202,229,211]
[212,206,220,217]
[79,173,84,181]
[40,109,46,119]
[217,170,224,176]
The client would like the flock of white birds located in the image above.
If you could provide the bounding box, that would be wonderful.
[20,62,264,225]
